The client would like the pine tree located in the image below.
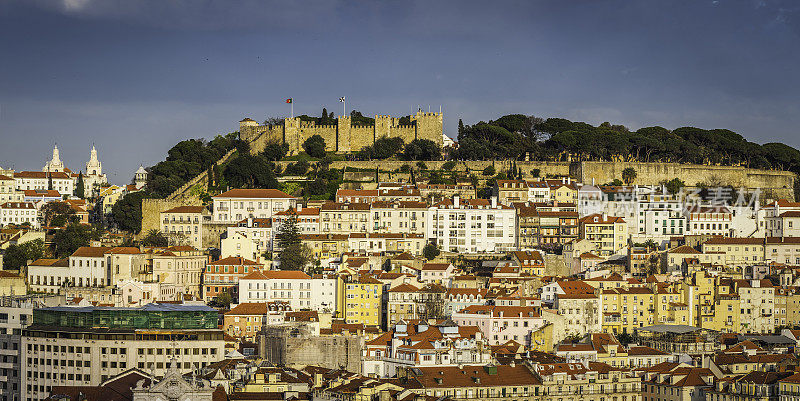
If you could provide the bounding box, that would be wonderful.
[458,119,465,137]
[276,212,309,270]
[75,173,85,199]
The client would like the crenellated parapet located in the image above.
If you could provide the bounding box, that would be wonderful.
[238,110,443,155]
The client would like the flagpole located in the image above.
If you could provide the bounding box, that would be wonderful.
[343,98,346,117]
[291,100,294,119]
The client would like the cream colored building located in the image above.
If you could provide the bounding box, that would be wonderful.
[686,206,732,236]
[149,246,205,298]
[766,237,800,265]
[427,196,517,253]
[320,202,370,234]
[369,200,427,235]
[579,213,629,257]
[642,365,715,401]
[211,188,296,223]
[347,233,427,256]
[735,279,775,334]
[160,205,206,248]
[0,201,39,228]
[701,237,764,268]
[0,271,25,296]
[0,174,22,203]
[221,218,272,262]
[14,171,73,197]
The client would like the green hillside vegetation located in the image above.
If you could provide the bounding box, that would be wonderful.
[146,134,246,198]
[454,114,800,174]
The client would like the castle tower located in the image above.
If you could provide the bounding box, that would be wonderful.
[375,115,392,139]
[43,144,66,173]
[134,165,148,190]
[412,111,444,145]
[284,117,300,155]
[86,145,102,176]
[238,118,258,141]
[337,115,352,153]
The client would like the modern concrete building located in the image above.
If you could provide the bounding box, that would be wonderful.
[21,303,224,401]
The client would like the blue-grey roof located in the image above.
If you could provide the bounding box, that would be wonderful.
[39,303,215,313]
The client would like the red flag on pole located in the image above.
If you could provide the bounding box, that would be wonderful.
[285,98,293,104]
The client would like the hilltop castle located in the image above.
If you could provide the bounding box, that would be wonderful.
[238,110,444,155]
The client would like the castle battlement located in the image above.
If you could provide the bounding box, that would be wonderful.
[413,112,442,117]
[239,109,443,156]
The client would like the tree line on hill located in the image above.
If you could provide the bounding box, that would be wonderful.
[453,114,800,175]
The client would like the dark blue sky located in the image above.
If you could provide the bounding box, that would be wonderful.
[1,0,798,182]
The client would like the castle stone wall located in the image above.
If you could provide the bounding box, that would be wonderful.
[247,125,283,156]
[350,126,375,152]
[573,161,796,199]
[239,111,443,155]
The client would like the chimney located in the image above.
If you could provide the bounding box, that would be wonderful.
[601,212,607,221]
[491,196,498,208]
[247,217,253,228]
[561,177,565,184]
[454,195,460,208]
[296,204,303,212]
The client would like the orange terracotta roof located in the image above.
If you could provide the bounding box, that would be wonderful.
[163,205,205,214]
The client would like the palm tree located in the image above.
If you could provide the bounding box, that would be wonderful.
[622,167,637,185]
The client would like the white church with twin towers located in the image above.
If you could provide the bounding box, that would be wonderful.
[43,144,108,197]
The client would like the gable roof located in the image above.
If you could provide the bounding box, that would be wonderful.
[163,205,205,214]
[208,257,262,266]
